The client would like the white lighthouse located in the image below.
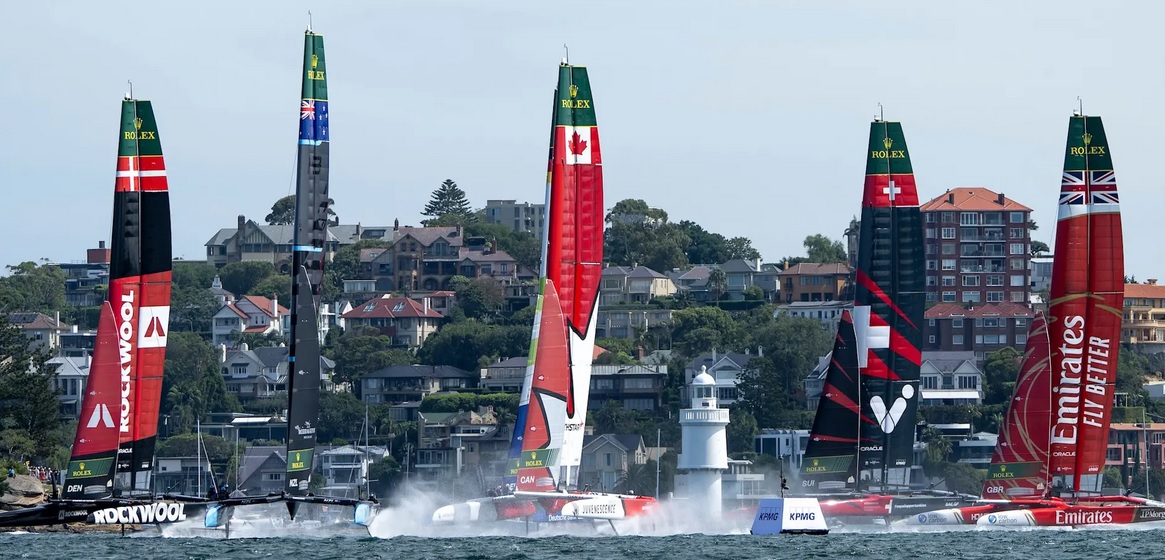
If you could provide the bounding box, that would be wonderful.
[675,366,730,517]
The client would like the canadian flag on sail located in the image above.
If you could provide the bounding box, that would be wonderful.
[561,126,593,165]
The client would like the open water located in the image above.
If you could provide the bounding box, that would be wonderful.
[2,529,1162,560]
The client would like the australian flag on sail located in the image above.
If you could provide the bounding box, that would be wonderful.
[299,99,329,144]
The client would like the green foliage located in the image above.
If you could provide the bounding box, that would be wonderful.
[0,261,66,313]
[417,320,531,372]
[456,277,505,321]
[330,329,415,387]
[161,332,242,435]
[502,304,537,327]
[156,433,234,463]
[942,463,986,495]
[983,347,1022,406]
[677,221,761,264]
[419,393,479,413]
[727,407,759,456]
[217,261,278,296]
[921,426,952,478]
[248,274,291,306]
[590,401,641,435]
[616,461,656,496]
[317,392,368,443]
[604,199,691,272]
[329,240,388,289]
[706,268,727,302]
[232,331,285,349]
[594,351,636,365]
[736,314,833,428]
[0,324,62,463]
[170,263,220,334]
[1030,240,1050,257]
[743,285,765,301]
[802,234,847,263]
[422,180,474,223]
[670,306,737,357]
[265,195,336,225]
[1103,466,1124,490]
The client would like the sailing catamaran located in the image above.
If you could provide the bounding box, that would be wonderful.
[0,95,193,528]
[796,118,973,522]
[432,58,655,527]
[910,112,1165,527]
[203,25,375,532]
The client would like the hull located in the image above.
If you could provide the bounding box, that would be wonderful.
[0,498,206,528]
[977,498,1165,527]
[432,492,657,524]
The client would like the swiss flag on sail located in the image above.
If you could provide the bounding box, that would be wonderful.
[561,126,593,165]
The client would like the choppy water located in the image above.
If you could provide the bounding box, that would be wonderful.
[2,529,1162,560]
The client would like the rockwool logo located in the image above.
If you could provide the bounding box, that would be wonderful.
[91,502,187,525]
[138,305,170,349]
[86,404,115,429]
[117,291,137,434]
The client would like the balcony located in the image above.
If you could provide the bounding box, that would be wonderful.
[960,265,1005,273]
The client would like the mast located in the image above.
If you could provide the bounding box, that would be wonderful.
[285,27,330,502]
[111,96,173,496]
[547,61,604,488]
[854,118,923,491]
[1048,113,1123,494]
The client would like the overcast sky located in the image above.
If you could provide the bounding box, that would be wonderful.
[7,1,1164,280]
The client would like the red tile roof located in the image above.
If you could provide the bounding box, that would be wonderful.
[240,295,289,318]
[925,302,1034,319]
[920,187,1033,212]
[342,296,443,319]
[777,263,852,276]
[1126,283,1165,299]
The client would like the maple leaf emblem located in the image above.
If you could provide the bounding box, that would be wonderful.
[568,130,588,156]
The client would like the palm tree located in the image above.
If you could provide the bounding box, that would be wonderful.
[616,461,656,496]
[707,268,727,303]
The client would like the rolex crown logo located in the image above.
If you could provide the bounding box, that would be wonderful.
[883,137,893,149]
[133,117,143,130]
[569,84,578,98]
[79,463,85,470]
[311,54,318,69]
[812,459,819,466]
[1082,132,1092,145]
[531,451,537,459]
[1000,465,1007,472]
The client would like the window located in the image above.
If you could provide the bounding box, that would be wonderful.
[987,291,1004,302]
[1010,228,1024,239]
[942,259,956,271]
[942,276,956,286]
[624,398,654,411]
[952,335,964,345]
[605,453,612,467]
[624,378,654,389]
[264,473,284,481]
[927,260,938,271]
[925,228,936,239]
[942,291,956,302]
[984,212,1003,225]
[958,376,978,390]
[987,275,1004,287]
[929,335,936,344]
[926,244,936,255]
[923,376,938,390]
[926,276,937,286]
[941,228,956,239]
[980,318,999,327]
[942,244,956,255]
[960,212,980,225]
[1010,275,1026,287]
[231,364,248,375]
[952,318,964,328]
[926,213,936,223]
[718,387,738,401]
[1010,258,1025,270]
[928,318,936,327]
[926,292,937,302]
[1010,211,1026,223]
[1010,243,1025,255]
[962,276,980,287]
[1016,334,1028,346]
[961,291,981,303]
[1011,292,1026,303]
[941,212,954,222]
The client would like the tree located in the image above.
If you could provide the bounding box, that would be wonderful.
[669,306,737,357]
[464,219,540,271]
[921,426,952,478]
[743,285,765,301]
[329,240,387,289]
[455,277,505,321]
[0,316,62,461]
[0,261,66,313]
[982,347,1022,406]
[417,321,531,372]
[727,407,759,456]
[590,401,641,435]
[217,261,278,296]
[317,392,367,444]
[248,274,291,307]
[422,179,473,223]
[604,199,690,272]
[265,195,336,225]
[707,268,727,302]
[330,330,415,387]
[942,462,986,495]
[737,314,833,427]
[802,234,847,263]
[616,461,656,496]
[1030,240,1050,257]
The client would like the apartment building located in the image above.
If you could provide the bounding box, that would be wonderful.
[484,199,545,241]
[1123,280,1165,354]
[920,188,1033,306]
[923,302,1035,359]
[777,262,852,303]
